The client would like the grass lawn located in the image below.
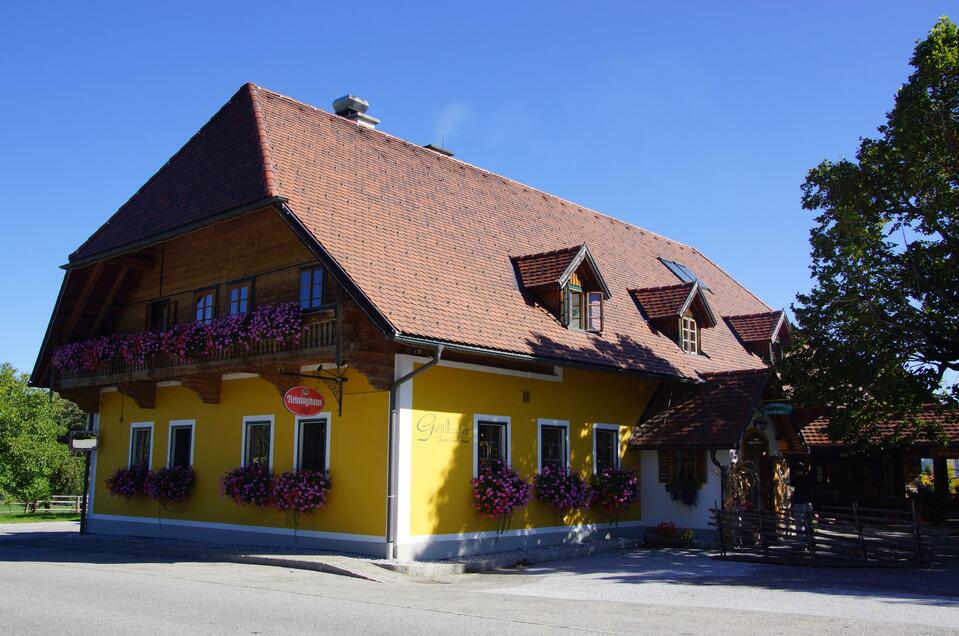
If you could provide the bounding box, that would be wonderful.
[0,512,80,524]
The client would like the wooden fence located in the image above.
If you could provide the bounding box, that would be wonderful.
[711,502,930,565]
[3,496,84,514]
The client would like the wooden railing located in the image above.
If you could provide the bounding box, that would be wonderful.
[57,315,337,386]
[711,502,930,566]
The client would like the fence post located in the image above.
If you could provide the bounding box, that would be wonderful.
[714,502,726,557]
[910,498,924,564]
[852,502,867,562]
[804,503,817,560]
[757,500,769,559]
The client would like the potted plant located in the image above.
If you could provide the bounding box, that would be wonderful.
[221,464,274,507]
[590,468,640,517]
[533,464,591,511]
[472,460,532,535]
[105,465,148,498]
[272,470,332,538]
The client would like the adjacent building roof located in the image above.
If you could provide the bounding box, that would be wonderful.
[726,310,788,344]
[53,83,777,381]
[800,407,959,448]
[630,368,773,448]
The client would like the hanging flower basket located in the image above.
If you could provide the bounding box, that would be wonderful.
[52,302,303,373]
[105,465,148,498]
[533,464,591,510]
[221,464,274,507]
[590,468,640,513]
[272,470,332,515]
[471,460,531,534]
[144,466,196,505]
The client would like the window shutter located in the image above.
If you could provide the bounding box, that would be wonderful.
[559,285,569,326]
[658,451,672,482]
[695,449,707,483]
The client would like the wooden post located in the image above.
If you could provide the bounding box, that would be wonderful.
[757,499,769,559]
[714,502,726,557]
[804,503,817,560]
[852,501,867,562]
[910,498,924,564]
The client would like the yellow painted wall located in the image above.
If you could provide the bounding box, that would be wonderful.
[409,363,656,536]
[93,369,388,536]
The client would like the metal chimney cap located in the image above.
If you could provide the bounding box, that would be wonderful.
[332,94,370,115]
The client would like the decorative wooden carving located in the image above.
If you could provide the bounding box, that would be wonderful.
[57,387,101,413]
[180,375,221,404]
[116,381,156,409]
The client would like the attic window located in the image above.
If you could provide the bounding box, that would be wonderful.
[680,316,698,354]
[659,258,711,292]
[512,244,611,334]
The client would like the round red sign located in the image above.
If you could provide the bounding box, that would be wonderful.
[283,386,325,416]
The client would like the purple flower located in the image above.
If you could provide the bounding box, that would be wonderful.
[471,460,531,519]
[106,465,148,498]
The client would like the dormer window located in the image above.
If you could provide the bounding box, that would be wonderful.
[630,282,716,354]
[680,315,698,354]
[513,244,612,334]
[726,310,791,364]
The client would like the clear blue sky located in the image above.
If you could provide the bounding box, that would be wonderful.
[0,2,952,375]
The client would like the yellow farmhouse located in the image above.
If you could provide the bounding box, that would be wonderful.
[32,85,802,560]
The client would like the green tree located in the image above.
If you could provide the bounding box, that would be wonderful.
[0,363,86,505]
[783,17,959,445]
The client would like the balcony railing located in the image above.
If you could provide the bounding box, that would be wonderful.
[56,314,337,387]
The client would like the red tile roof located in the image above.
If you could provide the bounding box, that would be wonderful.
[59,83,778,380]
[629,283,695,320]
[800,407,959,448]
[630,369,772,448]
[726,310,787,343]
[513,246,582,288]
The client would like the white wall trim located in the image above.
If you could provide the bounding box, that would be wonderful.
[406,355,562,383]
[592,423,621,473]
[395,354,415,542]
[293,412,332,472]
[156,380,181,388]
[402,520,645,544]
[473,414,511,479]
[101,387,117,393]
[166,419,196,468]
[536,418,570,473]
[128,421,154,468]
[241,415,275,469]
[87,513,383,543]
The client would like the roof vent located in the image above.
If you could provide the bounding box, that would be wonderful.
[332,94,379,129]
[423,143,454,157]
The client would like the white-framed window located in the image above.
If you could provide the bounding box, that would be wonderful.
[537,418,570,473]
[128,422,154,468]
[473,414,510,478]
[167,419,195,468]
[194,288,216,324]
[593,423,621,473]
[680,315,698,354]
[294,413,331,474]
[241,415,274,469]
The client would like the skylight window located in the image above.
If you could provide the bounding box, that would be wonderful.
[659,258,711,292]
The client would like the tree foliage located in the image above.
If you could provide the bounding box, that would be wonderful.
[0,363,86,502]
[783,17,959,445]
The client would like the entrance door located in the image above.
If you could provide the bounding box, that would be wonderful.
[742,429,773,510]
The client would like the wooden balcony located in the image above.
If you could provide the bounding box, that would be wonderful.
[55,314,338,397]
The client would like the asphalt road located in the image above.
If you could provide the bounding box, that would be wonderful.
[0,522,957,635]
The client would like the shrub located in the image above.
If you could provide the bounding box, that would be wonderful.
[105,465,148,498]
[144,466,195,505]
[472,459,531,532]
[221,464,274,507]
[666,473,700,507]
[590,468,640,513]
[655,521,676,539]
[533,464,591,510]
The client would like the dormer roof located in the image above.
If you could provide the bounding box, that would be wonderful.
[726,310,789,344]
[512,244,611,298]
[629,281,717,328]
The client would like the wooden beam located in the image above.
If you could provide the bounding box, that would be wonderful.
[61,262,105,343]
[117,381,156,409]
[257,368,299,397]
[180,375,221,404]
[88,265,130,337]
[57,388,101,413]
[110,253,155,270]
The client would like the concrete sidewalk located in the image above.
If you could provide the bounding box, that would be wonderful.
[0,521,644,580]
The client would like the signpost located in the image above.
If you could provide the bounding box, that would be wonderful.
[283,386,325,417]
[69,427,98,534]
[761,402,794,416]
